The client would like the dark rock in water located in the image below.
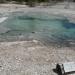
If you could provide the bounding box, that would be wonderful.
[31,32,35,33]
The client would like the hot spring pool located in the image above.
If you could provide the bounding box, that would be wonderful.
[0,12,75,46]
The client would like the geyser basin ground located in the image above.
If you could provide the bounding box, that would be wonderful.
[0,12,75,46]
[0,4,75,75]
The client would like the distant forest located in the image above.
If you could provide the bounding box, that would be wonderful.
[0,0,68,3]
[0,0,75,6]
[2,0,75,2]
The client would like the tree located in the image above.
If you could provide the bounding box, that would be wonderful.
[0,0,6,3]
[0,0,66,4]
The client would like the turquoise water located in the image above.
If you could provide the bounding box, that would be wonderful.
[0,12,75,46]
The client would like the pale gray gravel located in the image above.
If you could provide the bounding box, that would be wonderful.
[0,40,75,75]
